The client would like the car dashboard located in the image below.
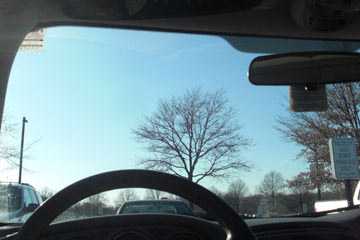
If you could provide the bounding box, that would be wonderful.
[1,209,360,240]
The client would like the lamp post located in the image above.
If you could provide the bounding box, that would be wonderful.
[18,117,28,184]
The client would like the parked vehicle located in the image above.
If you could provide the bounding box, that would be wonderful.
[117,199,193,216]
[315,181,360,213]
[0,183,42,223]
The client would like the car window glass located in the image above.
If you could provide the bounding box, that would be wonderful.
[122,203,179,214]
[174,203,192,215]
[23,189,32,207]
[0,186,22,212]
[29,190,39,204]
[162,205,177,214]
[3,25,360,225]
[36,191,43,203]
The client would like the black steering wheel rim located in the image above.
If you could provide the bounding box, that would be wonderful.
[15,169,255,240]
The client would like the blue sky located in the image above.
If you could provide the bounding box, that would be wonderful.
[1,27,306,200]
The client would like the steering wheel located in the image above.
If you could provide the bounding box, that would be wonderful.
[15,170,255,240]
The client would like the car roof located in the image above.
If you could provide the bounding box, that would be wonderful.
[0,182,36,189]
[4,0,360,42]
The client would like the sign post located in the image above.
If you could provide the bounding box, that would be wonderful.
[344,179,353,207]
[18,117,28,184]
[329,138,360,208]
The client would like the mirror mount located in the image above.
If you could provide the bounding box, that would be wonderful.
[304,84,318,91]
[290,84,328,112]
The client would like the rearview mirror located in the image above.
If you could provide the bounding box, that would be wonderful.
[248,52,360,85]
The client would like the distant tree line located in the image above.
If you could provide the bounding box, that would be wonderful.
[41,168,348,221]
[210,170,347,217]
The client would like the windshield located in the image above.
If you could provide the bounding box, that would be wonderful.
[0,26,359,224]
[0,186,21,212]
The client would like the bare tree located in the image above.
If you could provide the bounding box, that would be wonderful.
[275,110,334,200]
[275,83,360,199]
[87,193,107,216]
[285,174,313,213]
[0,115,38,171]
[114,189,139,206]
[257,171,284,213]
[133,88,252,183]
[224,179,248,213]
[243,194,261,216]
[0,116,21,168]
[39,187,55,201]
[209,186,224,198]
[327,181,346,200]
[144,189,163,200]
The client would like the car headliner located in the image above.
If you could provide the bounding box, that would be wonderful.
[1,0,360,130]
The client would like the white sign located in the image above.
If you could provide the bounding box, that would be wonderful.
[19,28,46,52]
[329,138,360,179]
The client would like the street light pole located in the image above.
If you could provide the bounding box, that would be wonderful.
[18,117,28,184]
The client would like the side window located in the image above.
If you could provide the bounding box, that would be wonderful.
[23,189,32,207]
[36,191,43,203]
[29,190,39,204]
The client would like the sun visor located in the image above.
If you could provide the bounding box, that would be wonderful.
[61,0,262,21]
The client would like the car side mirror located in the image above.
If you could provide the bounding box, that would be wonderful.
[25,203,39,213]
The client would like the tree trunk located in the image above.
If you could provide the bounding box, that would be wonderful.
[317,187,321,200]
[188,174,194,210]
[272,194,275,213]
